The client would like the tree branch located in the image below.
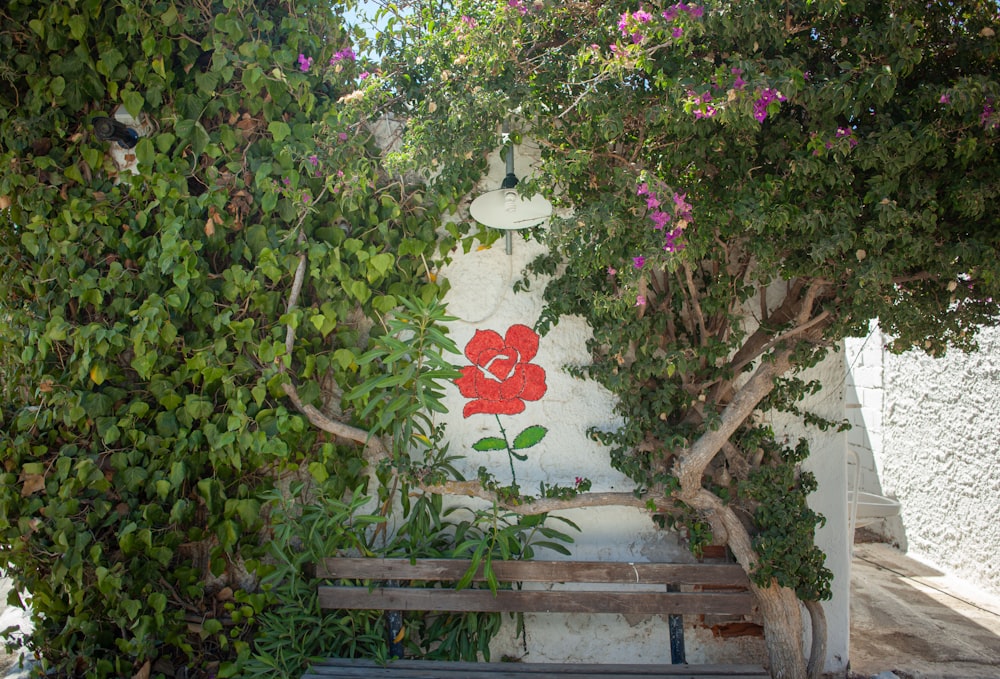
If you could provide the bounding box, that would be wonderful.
[676,345,796,493]
[416,480,662,515]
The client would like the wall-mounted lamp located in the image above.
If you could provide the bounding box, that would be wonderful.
[93,116,139,149]
[469,131,552,254]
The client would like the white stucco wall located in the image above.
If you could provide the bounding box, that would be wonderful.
[846,325,1000,597]
[427,143,849,673]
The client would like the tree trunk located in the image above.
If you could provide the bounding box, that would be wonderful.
[753,581,809,679]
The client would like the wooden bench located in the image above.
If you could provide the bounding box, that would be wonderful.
[303,558,769,679]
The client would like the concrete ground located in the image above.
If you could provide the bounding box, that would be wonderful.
[2,543,999,678]
[849,542,1000,679]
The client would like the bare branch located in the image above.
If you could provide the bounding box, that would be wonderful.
[416,481,663,515]
[683,262,709,346]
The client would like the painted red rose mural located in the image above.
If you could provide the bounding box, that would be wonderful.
[455,324,547,417]
[454,324,591,497]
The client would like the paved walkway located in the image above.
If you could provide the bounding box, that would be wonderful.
[3,544,999,678]
[849,543,1000,678]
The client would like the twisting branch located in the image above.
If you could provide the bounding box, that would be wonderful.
[416,481,664,515]
[275,223,390,461]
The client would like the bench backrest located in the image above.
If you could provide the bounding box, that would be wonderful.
[317,558,753,616]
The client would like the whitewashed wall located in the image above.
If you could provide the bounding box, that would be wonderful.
[845,324,1000,597]
[429,143,849,673]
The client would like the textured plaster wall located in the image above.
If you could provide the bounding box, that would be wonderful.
[846,325,1000,596]
[427,143,849,672]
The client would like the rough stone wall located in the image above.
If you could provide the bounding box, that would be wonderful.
[845,325,1000,597]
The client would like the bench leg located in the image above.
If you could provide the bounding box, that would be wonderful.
[667,584,686,664]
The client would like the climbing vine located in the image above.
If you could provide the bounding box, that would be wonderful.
[0,0,501,676]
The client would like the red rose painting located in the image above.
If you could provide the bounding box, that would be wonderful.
[455,324,547,418]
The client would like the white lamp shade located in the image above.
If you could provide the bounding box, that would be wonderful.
[469,189,553,231]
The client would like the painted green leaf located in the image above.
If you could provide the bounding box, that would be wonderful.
[472,436,507,452]
[512,425,547,450]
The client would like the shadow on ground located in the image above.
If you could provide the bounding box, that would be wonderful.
[850,542,1000,679]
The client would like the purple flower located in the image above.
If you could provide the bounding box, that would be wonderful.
[308,155,319,166]
[508,0,527,15]
[693,105,717,119]
[634,10,653,23]
[636,295,646,306]
[650,210,671,230]
[618,12,630,33]
[637,182,649,196]
[689,5,704,17]
[672,26,683,38]
[753,88,785,122]
[338,132,349,142]
[330,48,356,64]
[297,53,314,72]
[939,93,951,104]
[633,255,645,269]
[664,227,685,253]
[662,8,678,20]
[607,266,617,276]
[359,71,370,80]
[646,195,660,209]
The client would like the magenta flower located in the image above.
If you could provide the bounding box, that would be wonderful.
[650,211,671,230]
[359,71,370,80]
[330,48,356,64]
[607,266,617,276]
[753,88,786,122]
[939,93,951,104]
[637,182,649,196]
[633,255,645,269]
[338,132,348,142]
[297,53,313,72]
[308,155,319,166]
[672,26,683,38]
[636,295,646,306]
[646,195,660,209]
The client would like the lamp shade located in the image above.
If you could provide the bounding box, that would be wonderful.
[469,189,553,231]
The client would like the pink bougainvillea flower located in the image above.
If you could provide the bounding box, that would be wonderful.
[633,255,645,268]
[455,325,547,417]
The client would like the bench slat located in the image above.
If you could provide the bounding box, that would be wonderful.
[318,586,754,615]
[318,559,750,588]
[302,658,770,678]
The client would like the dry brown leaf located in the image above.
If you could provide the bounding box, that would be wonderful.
[20,473,45,497]
[132,660,151,679]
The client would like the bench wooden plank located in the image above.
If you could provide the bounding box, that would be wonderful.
[318,559,750,588]
[318,586,754,615]
[302,659,770,678]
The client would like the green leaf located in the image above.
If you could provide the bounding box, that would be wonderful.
[472,437,507,452]
[512,425,547,450]
[122,90,144,118]
[268,121,291,142]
